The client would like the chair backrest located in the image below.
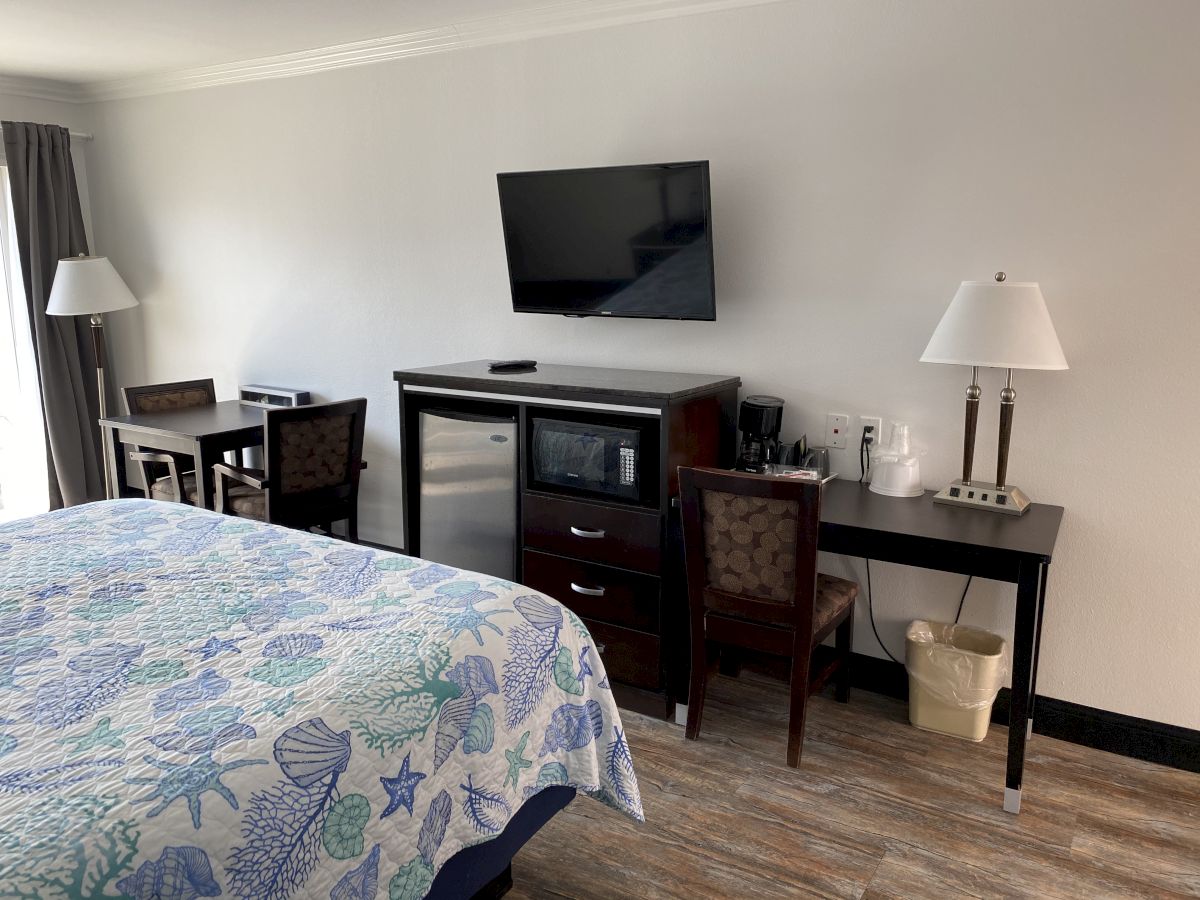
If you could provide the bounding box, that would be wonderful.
[678,466,822,632]
[262,398,367,527]
[124,378,216,415]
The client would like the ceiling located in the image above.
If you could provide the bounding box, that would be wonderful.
[0,0,562,84]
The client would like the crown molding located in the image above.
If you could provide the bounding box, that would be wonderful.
[76,0,788,102]
[0,73,88,104]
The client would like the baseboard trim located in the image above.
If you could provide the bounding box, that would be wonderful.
[848,652,1200,774]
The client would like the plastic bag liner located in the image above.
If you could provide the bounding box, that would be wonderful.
[905,620,1008,710]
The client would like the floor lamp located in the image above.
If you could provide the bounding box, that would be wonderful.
[921,273,1068,516]
[46,255,139,500]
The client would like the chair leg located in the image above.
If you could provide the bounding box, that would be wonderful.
[787,641,815,768]
[685,632,711,741]
[835,604,854,704]
[346,513,359,544]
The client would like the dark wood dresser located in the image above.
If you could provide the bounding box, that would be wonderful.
[394,360,740,718]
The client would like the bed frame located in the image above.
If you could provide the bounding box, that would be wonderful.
[429,786,576,898]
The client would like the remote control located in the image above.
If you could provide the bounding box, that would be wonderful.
[488,359,537,372]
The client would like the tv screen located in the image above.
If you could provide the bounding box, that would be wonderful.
[497,161,715,321]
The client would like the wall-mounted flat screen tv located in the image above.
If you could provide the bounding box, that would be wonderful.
[496,161,715,321]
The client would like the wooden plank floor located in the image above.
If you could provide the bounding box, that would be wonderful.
[509,672,1200,899]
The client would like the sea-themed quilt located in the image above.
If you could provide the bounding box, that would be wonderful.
[0,500,642,899]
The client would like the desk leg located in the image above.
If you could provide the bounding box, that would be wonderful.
[1005,560,1042,814]
[1027,566,1049,738]
[194,439,215,511]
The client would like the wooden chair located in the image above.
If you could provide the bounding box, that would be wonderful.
[678,466,859,768]
[213,398,367,542]
[123,378,216,504]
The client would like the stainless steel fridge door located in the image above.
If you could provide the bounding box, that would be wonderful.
[418,410,517,580]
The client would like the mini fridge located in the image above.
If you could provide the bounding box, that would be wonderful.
[418,409,517,580]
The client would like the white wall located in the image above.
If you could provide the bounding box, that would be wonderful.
[82,0,1200,729]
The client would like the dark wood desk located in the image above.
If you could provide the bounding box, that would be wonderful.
[100,400,264,510]
[818,479,1064,814]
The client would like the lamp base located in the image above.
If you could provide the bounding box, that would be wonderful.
[932,480,1030,516]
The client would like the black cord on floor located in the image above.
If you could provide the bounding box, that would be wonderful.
[865,558,900,664]
[954,576,973,624]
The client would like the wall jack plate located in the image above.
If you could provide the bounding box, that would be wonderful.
[825,413,850,449]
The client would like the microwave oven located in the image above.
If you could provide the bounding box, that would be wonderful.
[528,413,659,506]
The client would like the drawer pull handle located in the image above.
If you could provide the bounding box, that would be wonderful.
[569,526,606,539]
[570,582,606,597]
[595,642,606,655]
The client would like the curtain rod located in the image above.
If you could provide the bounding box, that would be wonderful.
[69,130,94,141]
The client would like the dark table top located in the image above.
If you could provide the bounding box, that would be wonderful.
[394,360,740,402]
[821,480,1064,562]
[100,400,265,439]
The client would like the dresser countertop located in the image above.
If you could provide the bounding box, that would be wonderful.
[394,360,740,403]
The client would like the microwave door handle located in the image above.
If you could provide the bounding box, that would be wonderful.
[569,526,606,539]
[570,582,606,597]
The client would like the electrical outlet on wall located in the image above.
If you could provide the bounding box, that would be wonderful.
[825,413,850,449]
[859,416,882,450]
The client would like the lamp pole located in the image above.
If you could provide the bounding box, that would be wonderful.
[962,366,980,486]
[89,312,113,499]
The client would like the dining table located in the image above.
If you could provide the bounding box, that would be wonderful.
[100,399,265,510]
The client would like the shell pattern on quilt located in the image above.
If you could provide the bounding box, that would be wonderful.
[0,500,643,899]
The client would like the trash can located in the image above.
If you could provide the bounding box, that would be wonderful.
[905,620,1008,742]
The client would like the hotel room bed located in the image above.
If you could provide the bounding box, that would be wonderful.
[0,499,642,899]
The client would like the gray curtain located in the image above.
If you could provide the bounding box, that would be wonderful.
[2,121,103,508]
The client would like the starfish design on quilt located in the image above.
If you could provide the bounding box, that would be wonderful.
[379,751,426,819]
[127,752,268,829]
[189,635,244,661]
[57,716,133,756]
[504,731,532,789]
[441,604,508,647]
[256,690,305,718]
[362,590,412,612]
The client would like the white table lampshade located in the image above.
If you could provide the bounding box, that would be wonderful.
[921,280,1067,370]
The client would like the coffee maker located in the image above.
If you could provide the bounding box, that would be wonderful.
[736,395,785,473]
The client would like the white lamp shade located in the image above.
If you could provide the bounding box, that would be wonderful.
[920,280,1067,370]
[46,256,138,316]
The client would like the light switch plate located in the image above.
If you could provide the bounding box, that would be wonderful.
[825,413,850,449]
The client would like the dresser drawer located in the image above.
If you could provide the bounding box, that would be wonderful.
[523,493,660,573]
[580,617,661,691]
[522,550,659,632]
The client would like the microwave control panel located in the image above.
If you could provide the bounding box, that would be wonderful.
[619,445,636,485]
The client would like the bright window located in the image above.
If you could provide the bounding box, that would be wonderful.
[0,165,50,521]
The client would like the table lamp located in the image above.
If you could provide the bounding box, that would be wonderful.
[46,255,139,500]
[921,272,1067,515]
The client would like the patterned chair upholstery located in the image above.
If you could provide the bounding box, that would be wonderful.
[220,417,352,521]
[700,489,857,633]
[123,379,217,504]
[213,399,367,542]
[133,387,213,413]
[680,467,859,768]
